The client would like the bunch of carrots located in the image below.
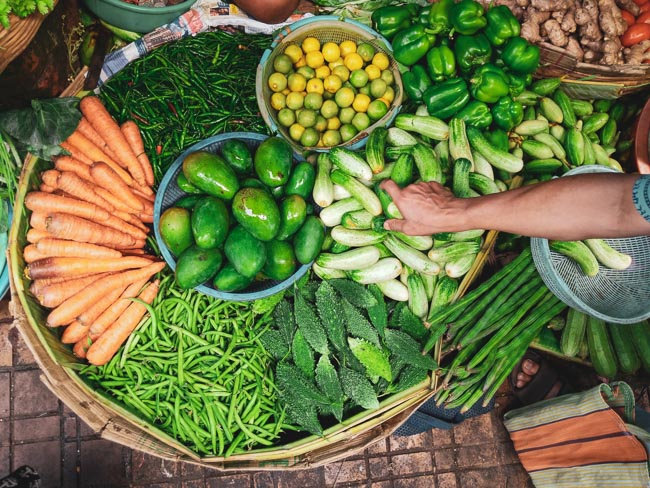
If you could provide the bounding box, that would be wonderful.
[23,96,166,367]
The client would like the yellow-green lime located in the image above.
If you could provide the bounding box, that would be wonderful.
[340,123,358,142]
[315,65,331,80]
[273,53,293,74]
[315,115,328,132]
[323,74,343,94]
[297,108,317,128]
[284,44,303,64]
[367,99,388,121]
[357,42,376,63]
[352,93,371,113]
[287,73,307,92]
[358,85,371,97]
[304,92,323,110]
[365,64,381,81]
[306,78,324,95]
[321,99,339,119]
[334,87,355,108]
[322,42,341,63]
[268,72,287,92]
[289,123,305,141]
[327,116,341,130]
[370,78,388,99]
[352,112,371,131]
[339,106,356,124]
[331,65,350,82]
[300,127,320,147]
[277,107,296,127]
[322,129,342,147]
[380,69,394,85]
[270,92,286,111]
[296,66,315,80]
[382,85,395,104]
[286,91,304,110]
[349,69,369,88]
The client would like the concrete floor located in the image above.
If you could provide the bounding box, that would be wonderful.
[0,296,538,488]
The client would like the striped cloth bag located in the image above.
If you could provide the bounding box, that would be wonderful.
[504,382,650,487]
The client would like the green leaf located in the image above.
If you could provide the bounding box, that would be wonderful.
[292,330,315,381]
[259,329,289,360]
[339,366,379,410]
[252,291,285,315]
[387,365,429,394]
[315,280,346,353]
[367,284,387,338]
[278,388,323,436]
[294,292,329,355]
[0,97,81,161]
[384,329,438,371]
[315,355,344,422]
[398,304,428,342]
[276,362,330,408]
[272,299,295,345]
[329,278,378,308]
[348,337,392,382]
[342,299,380,348]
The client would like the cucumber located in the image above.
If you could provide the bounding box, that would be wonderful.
[394,114,449,140]
[393,232,434,252]
[365,126,388,175]
[428,274,459,320]
[560,307,587,357]
[586,316,618,378]
[391,153,415,188]
[513,120,549,136]
[384,234,441,275]
[407,273,429,319]
[333,184,352,200]
[583,239,632,270]
[549,240,599,277]
[564,126,585,166]
[540,97,563,124]
[329,147,372,181]
[387,127,418,147]
[608,323,641,375]
[427,240,480,264]
[330,170,383,216]
[449,118,474,167]
[533,132,567,163]
[452,158,472,198]
[347,257,402,284]
[376,279,409,301]
[341,209,374,230]
[319,197,364,227]
[330,226,386,247]
[629,320,650,374]
[412,142,443,183]
[472,151,494,180]
[313,153,334,208]
[434,140,451,172]
[570,99,594,117]
[530,77,561,96]
[553,89,576,128]
[444,253,476,278]
[312,262,347,280]
[466,126,523,173]
[294,215,326,265]
[521,140,555,160]
[316,246,381,270]
[524,158,563,175]
[582,135,596,166]
[468,172,500,195]
[582,113,609,135]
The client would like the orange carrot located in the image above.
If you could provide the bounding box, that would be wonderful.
[88,277,149,339]
[76,279,133,327]
[26,228,52,244]
[65,131,133,185]
[60,141,93,166]
[100,214,148,241]
[35,273,112,308]
[116,211,149,232]
[25,192,111,222]
[39,183,56,193]
[41,169,61,188]
[54,155,93,182]
[92,187,135,214]
[30,274,93,297]
[79,96,146,187]
[46,261,165,327]
[133,192,154,215]
[29,211,48,231]
[132,187,155,202]
[45,213,137,249]
[77,116,118,160]
[120,249,147,256]
[138,213,154,224]
[50,171,115,212]
[121,121,155,187]
[61,320,90,345]
[86,279,160,365]
[90,162,143,212]
[35,238,122,259]
[27,255,152,280]
[73,337,90,359]
[24,244,48,263]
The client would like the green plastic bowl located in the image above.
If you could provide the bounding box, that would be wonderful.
[83,0,196,33]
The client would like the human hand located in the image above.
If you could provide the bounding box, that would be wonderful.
[379,179,467,235]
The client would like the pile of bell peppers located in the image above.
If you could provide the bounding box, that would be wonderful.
[371,0,541,131]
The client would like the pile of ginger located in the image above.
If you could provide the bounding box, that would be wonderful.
[478,0,650,65]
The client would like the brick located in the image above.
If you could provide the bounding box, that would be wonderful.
[395,474,436,488]
[456,444,498,469]
[434,448,457,471]
[324,459,367,485]
[181,462,204,479]
[0,372,9,417]
[495,441,521,466]
[206,474,250,487]
[133,483,177,488]
[13,370,58,416]
[13,415,60,443]
[458,468,506,488]
[183,480,206,488]
[390,451,433,476]
[131,451,179,483]
[368,456,389,479]
[431,427,454,448]
[252,471,273,488]
[62,441,79,488]
[0,446,9,476]
[274,468,324,487]
[436,472,457,488]
[0,418,9,445]
[389,430,431,451]
[13,440,60,488]
[366,438,388,454]
[64,417,77,440]
[452,413,494,445]
[0,322,12,367]
[78,418,98,438]
[80,439,128,486]
[369,482,391,488]
[10,328,35,366]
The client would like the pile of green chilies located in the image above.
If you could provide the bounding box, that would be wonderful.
[99,30,271,185]
[80,275,293,456]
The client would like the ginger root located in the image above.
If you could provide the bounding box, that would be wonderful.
[544,19,570,46]
[623,39,650,63]
[565,37,585,60]
[598,0,628,37]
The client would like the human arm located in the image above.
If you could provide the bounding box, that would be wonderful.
[232,0,300,24]
[380,173,650,240]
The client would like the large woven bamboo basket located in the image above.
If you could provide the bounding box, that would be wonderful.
[536,42,650,99]
[6,70,497,470]
[0,1,58,75]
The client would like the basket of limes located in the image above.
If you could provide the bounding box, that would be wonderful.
[256,15,403,154]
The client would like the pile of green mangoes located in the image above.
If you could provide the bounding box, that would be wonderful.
[158,136,324,292]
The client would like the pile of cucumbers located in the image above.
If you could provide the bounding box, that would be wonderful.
[158,136,324,292]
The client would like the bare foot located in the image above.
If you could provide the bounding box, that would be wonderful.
[515,358,564,399]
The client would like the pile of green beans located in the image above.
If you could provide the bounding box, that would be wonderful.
[99,30,271,184]
[80,275,292,456]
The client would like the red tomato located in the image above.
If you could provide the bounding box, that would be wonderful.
[637,10,650,22]
[633,0,648,7]
[622,9,637,25]
[640,2,650,12]
[621,23,650,46]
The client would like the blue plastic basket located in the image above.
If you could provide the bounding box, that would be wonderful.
[153,132,311,301]
[256,15,403,155]
[531,165,650,324]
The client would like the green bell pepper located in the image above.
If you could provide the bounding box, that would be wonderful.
[449,0,487,35]
[491,96,524,131]
[454,33,492,73]
[392,24,436,66]
[470,63,510,104]
[484,5,520,46]
[371,5,418,40]
[456,100,493,129]
[507,72,532,97]
[501,37,540,75]
[428,0,453,34]
[423,78,470,120]
[486,129,510,152]
[417,5,432,26]
[403,64,433,103]
[426,45,456,82]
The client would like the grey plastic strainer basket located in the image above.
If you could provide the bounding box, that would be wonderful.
[531,165,650,324]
